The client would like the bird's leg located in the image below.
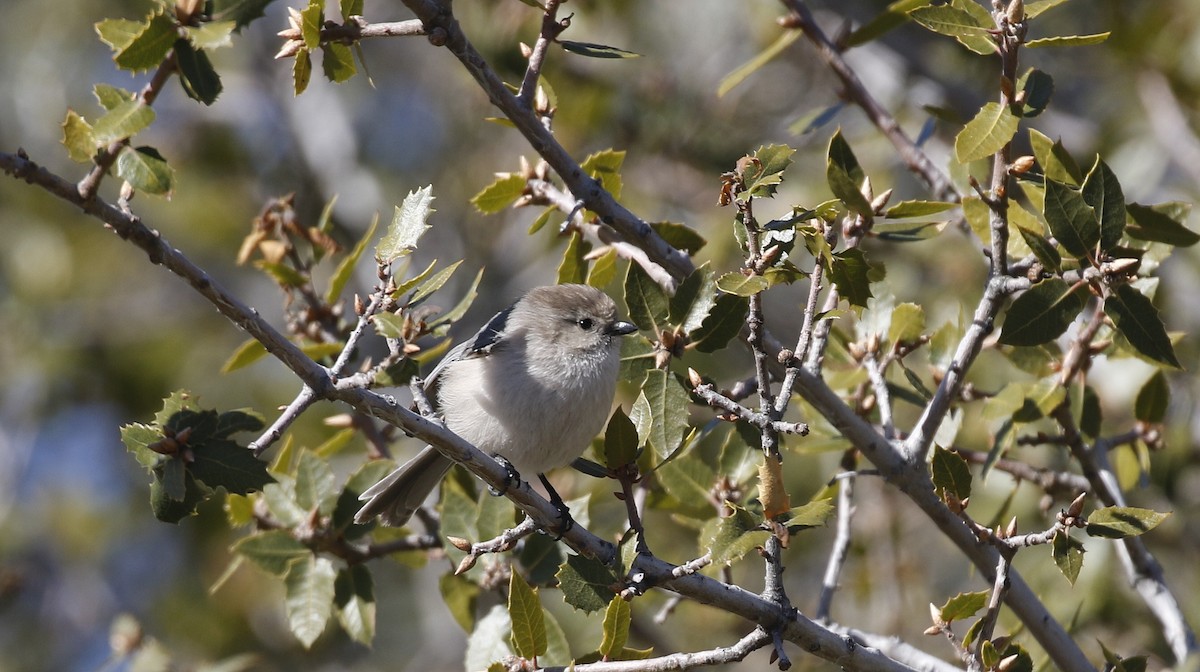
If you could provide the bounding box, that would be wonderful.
[487,454,522,496]
[538,473,575,541]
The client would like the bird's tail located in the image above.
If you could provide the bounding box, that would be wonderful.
[354,445,453,527]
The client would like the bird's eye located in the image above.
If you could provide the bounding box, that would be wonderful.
[577,317,595,330]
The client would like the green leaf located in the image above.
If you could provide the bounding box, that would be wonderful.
[293,48,312,95]
[117,146,174,196]
[1026,32,1110,48]
[703,504,770,565]
[161,457,187,501]
[1125,202,1199,247]
[150,467,211,522]
[409,260,462,305]
[471,174,527,214]
[1029,129,1083,185]
[176,39,223,105]
[556,231,590,285]
[210,0,276,30]
[581,149,626,199]
[378,185,435,263]
[828,248,877,308]
[882,200,957,219]
[908,4,995,54]
[1017,68,1054,117]
[121,422,163,469]
[62,111,96,163]
[321,42,356,83]
[255,260,307,288]
[92,100,156,145]
[440,572,481,633]
[598,596,631,659]
[715,271,768,297]
[333,565,375,645]
[325,213,376,304]
[1085,506,1170,539]
[782,498,835,528]
[220,339,268,373]
[604,408,640,470]
[300,1,323,49]
[955,102,1020,164]
[931,445,972,502]
[466,606,514,671]
[285,555,337,649]
[1081,158,1125,253]
[670,266,718,334]
[189,439,274,495]
[186,21,236,50]
[339,0,364,20]
[690,293,747,353]
[888,302,925,346]
[640,370,690,462]
[508,571,547,659]
[999,278,1085,346]
[846,0,934,47]
[560,40,641,59]
[1025,0,1069,19]
[586,248,619,289]
[233,529,310,576]
[826,131,873,217]
[1043,179,1099,259]
[95,18,145,54]
[1135,371,1169,424]
[215,409,265,438]
[651,221,706,255]
[718,29,800,97]
[1104,284,1181,368]
[938,590,989,623]
[1015,224,1062,272]
[624,263,670,335]
[656,451,717,518]
[1052,530,1086,585]
[556,555,619,613]
[294,450,336,514]
[108,12,179,72]
[429,267,484,330]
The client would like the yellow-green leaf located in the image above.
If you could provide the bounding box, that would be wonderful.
[471,174,527,214]
[955,102,1019,164]
[718,29,800,97]
[1026,32,1110,48]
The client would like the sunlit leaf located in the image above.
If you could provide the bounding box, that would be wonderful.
[1026,32,1110,48]
[62,110,96,163]
[285,555,337,648]
[1085,506,1170,539]
[931,445,971,501]
[826,131,872,217]
[955,102,1019,164]
[334,565,375,645]
[718,29,800,97]
[377,185,435,263]
[1052,530,1085,585]
[998,278,1085,346]
[471,174,527,214]
[703,504,770,565]
[938,590,989,623]
[508,571,546,659]
[117,146,174,196]
[556,555,618,613]
[1081,157,1125,252]
[92,100,156,145]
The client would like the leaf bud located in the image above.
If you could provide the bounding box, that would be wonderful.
[447,536,473,552]
[1010,155,1036,175]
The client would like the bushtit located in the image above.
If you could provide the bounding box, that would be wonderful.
[355,284,638,527]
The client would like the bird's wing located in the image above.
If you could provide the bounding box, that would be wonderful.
[423,303,514,390]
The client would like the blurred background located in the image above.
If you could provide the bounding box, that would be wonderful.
[2,0,1200,670]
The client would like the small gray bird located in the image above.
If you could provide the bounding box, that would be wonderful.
[355,284,638,527]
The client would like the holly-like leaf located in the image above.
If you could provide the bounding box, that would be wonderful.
[826,131,872,217]
[1125,202,1199,247]
[1026,32,1110,48]
[103,11,178,72]
[508,571,547,659]
[294,450,337,514]
[1104,284,1181,368]
[690,293,748,353]
[61,111,96,163]
[624,263,670,335]
[339,0,365,20]
[938,590,989,623]
[293,48,312,95]
[651,221,707,255]
[214,409,265,438]
[321,42,356,83]
[828,248,878,308]
[888,302,925,346]
[703,504,770,566]
[92,100,156,145]
[210,0,277,30]
[232,529,310,576]
[715,271,768,297]
[185,21,237,51]
[931,445,972,502]
[117,146,174,196]
[955,102,1020,164]
[999,278,1085,346]
[189,439,274,495]
[377,185,435,263]
[640,370,690,462]
[581,149,626,199]
[1085,506,1170,539]
[1052,530,1085,585]
[556,231,590,285]
[670,265,718,334]
[150,467,211,523]
[598,595,631,660]
[782,498,835,529]
[1043,178,1099,260]
[285,555,337,649]
[176,39,223,105]
[560,41,641,59]
[471,174,527,214]
[556,555,618,613]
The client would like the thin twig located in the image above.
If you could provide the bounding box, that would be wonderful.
[692,383,809,436]
[275,18,426,59]
[862,352,895,441]
[539,628,773,672]
[816,460,856,622]
[516,0,566,106]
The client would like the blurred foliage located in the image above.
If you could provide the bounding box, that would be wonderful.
[2,0,1200,671]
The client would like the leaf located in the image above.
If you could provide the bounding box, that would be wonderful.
[1017,68,1054,117]
[599,596,631,659]
[1052,530,1086,585]
[1015,224,1062,272]
[210,0,277,30]
[508,572,547,659]
[604,408,640,470]
[782,498,835,528]
[828,248,877,308]
[1085,506,1170,539]
[888,302,925,346]
[931,445,972,502]
[189,439,274,495]
[466,605,514,671]
[95,18,145,54]
[586,248,619,289]
[624,263,670,335]
[560,41,641,59]
[185,21,236,50]
[293,48,312,95]
[294,450,337,514]
[233,529,310,576]
[1081,158,1126,253]
[109,12,179,72]
[846,0,934,47]
[999,278,1085,346]
[703,504,770,565]
[176,39,223,105]
[1104,284,1181,368]
[1125,202,1199,247]
[718,29,800,97]
[150,467,210,522]
[339,0,364,19]
[471,174,527,214]
[669,266,718,334]
[1134,371,1169,424]
[581,149,626,199]
[95,83,136,110]
[955,102,1020,164]
[377,186,435,263]
[556,231,590,285]
[1029,129,1083,185]
[409,260,462,305]
[332,565,375,645]
[788,103,846,136]
[321,42,357,83]
[715,271,768,297]
[826,131,873,217]
[221,339,269,373]
[440,572,481,633]
[285,555,337,649]
[215,409,265,438]
[690,293,747,353]
[117,146,174,196]
[1043,179,1099,259]
[656,452,718,518]
[651,221,706,255]
[908,4,995,54]
[938,590,989,623]
[1026,32,1110,48]
[61,110,97,163]
[556,555,618,613]
[92,100,156,145]
[640,370,690,463]
[429,267,484,330]
[324,213,376,304]
[1025,0,1069,19]
[882,200,958,219]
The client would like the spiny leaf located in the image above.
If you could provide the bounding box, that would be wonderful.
[1026,32,1110,48]
[321,42,357,83]
[931,445,972,502]
[703,504,770,566]
[669,265,718,334]
[556,555,618,613]
[828,248,878,308]
[1085,506,1170,539]
[105,12,178,73]
[377,185,435,263]
[640,369,690,463]
[62,111,96,163]
[955,102,1020,164]
[826,131,872,217]
[556,231,590,285]
[185,21,237,50]
[293,48,312,95]
[92,100,156,145]
[598,596,631,659]
[471,174,527,214]
[715,271,768,297]
[938,590,989,623]
[689,293,748,353]
[176,39,223,105]
[624,263,670,335]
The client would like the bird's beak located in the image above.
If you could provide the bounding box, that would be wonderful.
[607,320,638,336]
